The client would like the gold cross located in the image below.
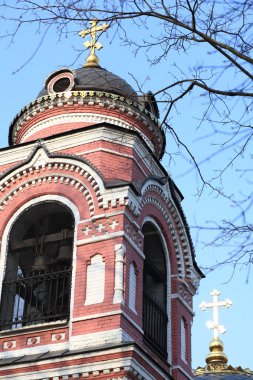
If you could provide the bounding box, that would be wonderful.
[79,20,109,68]
[199,289,232,339]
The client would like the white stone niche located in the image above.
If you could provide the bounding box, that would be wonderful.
[85,254,105,305]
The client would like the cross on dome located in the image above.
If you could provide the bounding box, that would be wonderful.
[79,19,109,68]
[199,289,233,340]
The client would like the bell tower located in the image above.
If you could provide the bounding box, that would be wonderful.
[0,24,202,380]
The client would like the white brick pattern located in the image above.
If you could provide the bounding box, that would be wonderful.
[85,254,105,305]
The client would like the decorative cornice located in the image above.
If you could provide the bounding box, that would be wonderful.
[0,147,105,217]
[195,364,253,376]
[9,91,165,158]
[18,112,155,153]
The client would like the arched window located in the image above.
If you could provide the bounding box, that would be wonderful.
[0,202,74,330]
[142,222,168,356]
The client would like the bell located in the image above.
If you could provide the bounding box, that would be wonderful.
[54,229,72,262]
[33,254,47,271]
[33,233,47,271]
[55,244,72,262]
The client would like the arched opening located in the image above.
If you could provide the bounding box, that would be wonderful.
[0,202,74,330]
[142,222,168,356]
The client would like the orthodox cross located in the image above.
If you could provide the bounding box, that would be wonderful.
[199,289,233,339]
[79,20,109,67]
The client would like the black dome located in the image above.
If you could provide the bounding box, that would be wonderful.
[38,66,138,99]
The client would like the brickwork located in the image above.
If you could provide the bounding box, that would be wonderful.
[0,67,202,379]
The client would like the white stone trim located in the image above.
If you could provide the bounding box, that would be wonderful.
[84,254,105,305]
[76,231,124,246]
[0,321,67,338]
[126,189,141,216]
[72,310,143,335]
[113,244,126,304]
[78,210,124,224]
[72,310,121,322]
[69,328,131,350]
[124,231,145,259]
[0,128,163,179]
[0,329,130,361]
[1,147,104,194]
[141,193,186,278]
[19,112,155,153]
[0,147,109,217]
[141,179,196,280]
[101,185,129,209]
[0,357,133,380]
[0,356,165,380]
[0,341,69,360]
[0,340,171,380]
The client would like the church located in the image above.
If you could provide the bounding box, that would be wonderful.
[0,20,218,379]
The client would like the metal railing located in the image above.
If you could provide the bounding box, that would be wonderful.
[143,292,168,355]
[0,267,71,330]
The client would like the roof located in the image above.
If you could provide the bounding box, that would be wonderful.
[37,66,138,99]
[194,339,253,380]
[195,374,253,380]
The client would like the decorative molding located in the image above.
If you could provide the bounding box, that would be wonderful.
[171,293,194,315]
[69,328,131,351]
[141,196,185,276]
[140,180,197,284]
[10,90,164,157]
[113,244,126,304]
[0,173,95,216]
[0,359,157,380]
[195,363,253,375]
[51,333,66,342]
[3,340,16,349]
[19,112,155,154]
[0,147,105,217]
[178,282,193,308]
[1,127,164,182]
[125,221,143,250]
[72,310,121,322]
[100,186,129,210]
[0,341,170,380]
[81,218,120,237]
[76,231,124,246]
[27,336,41,345]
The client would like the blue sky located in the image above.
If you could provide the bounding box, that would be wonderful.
[0,17,252,369]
